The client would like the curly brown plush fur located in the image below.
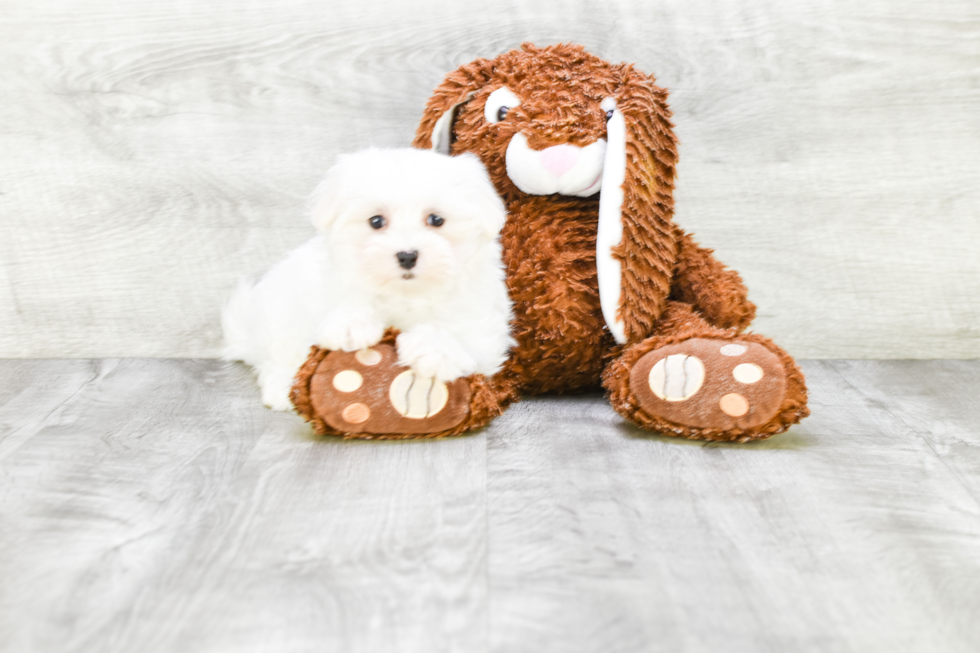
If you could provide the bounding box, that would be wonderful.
[415,44,680,344]
[405,43,809,441]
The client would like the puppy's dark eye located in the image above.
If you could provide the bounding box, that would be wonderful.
[605,109,614,121]
[497,106,510,121]
[426,214,445,227]
[368,215,386,229]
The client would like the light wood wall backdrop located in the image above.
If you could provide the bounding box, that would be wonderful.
[1,0,978,359]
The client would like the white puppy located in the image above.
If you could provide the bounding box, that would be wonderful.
[222,148,515,411]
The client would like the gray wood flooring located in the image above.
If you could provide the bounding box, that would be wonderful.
[1,359,979,652]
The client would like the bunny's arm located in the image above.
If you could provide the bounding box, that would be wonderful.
[668,229,756,332]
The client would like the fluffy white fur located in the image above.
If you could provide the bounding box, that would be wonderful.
[222,148,515,411]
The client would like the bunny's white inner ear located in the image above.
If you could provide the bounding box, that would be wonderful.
[596,97,627,344]
[431,93,475,154]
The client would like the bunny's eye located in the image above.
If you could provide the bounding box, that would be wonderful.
[426,214,445,227]
[485,86,522,124]
[605,109,614,121]
[368,215,386,229]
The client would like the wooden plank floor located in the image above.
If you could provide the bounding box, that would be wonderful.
[1,359,978,652]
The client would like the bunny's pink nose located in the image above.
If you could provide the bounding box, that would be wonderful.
[540,145,580,178]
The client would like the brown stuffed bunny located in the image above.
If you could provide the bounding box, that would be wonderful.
[292,43,809,442]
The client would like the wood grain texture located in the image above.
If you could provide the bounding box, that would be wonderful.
[0,359,488,653]
[486,360,980,652]
[1,0,979,358]
[2,358,980,652]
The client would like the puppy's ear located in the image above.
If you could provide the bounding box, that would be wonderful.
[412,60,494,154]
[306,155,350,231]
[596,67,680,344]
[453,153,506,239]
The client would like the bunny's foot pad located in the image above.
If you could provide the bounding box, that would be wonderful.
[628,338,788,435]
[290,343,473,439]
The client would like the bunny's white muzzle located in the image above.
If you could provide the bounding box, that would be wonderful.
[504,134,606,197]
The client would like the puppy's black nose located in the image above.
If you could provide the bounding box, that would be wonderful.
[396,250,418,270]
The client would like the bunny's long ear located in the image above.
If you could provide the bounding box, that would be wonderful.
[597,69,680,344]
[412,60,493,153]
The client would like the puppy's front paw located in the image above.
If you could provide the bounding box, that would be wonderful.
[258,366,300,412]
[316,309,385,352]
[396,325,477,383]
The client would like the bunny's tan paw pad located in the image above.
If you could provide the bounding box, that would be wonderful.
[628,338,787,432]
[291,344,471,439]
